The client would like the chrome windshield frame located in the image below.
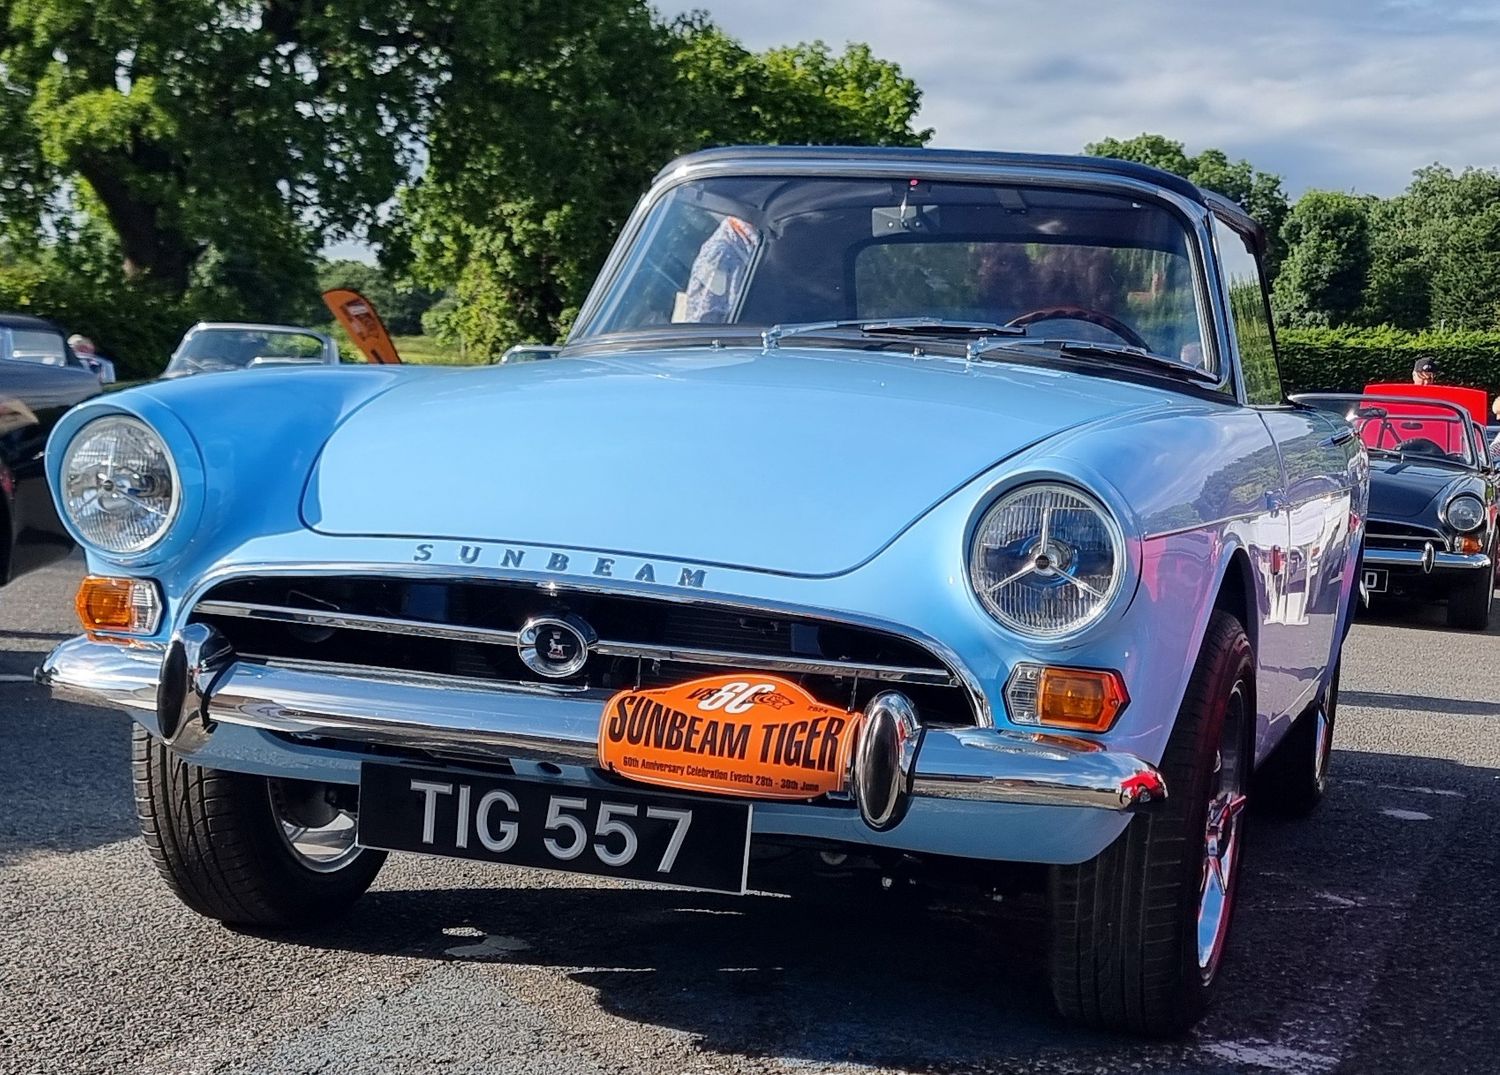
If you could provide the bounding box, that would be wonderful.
[568,154,1236,400]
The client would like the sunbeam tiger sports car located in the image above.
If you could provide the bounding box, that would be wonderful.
[39,147,1366,1036]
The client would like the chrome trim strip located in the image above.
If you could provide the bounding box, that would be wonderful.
[192,591,962,688]
[252,656,604,698]
[193,600,523,647]
[589,639,954,685]
[39,636,1160,813]
[1362,548,1490,570]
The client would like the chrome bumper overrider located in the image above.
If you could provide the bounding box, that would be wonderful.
[1362,547,1491,572]
[39,631,1166,826]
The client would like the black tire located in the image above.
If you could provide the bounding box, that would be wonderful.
[1048,610,1253,1036]
[1254,663,1338,817]
[132,726,385,927]
[1447,568,1493,630]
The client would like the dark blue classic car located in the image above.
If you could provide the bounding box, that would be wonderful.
[1298,388,1496,628]
[39,148,1368,1035]
[0,313,101,586]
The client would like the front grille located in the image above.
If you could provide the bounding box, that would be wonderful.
[188,574,980,726]
[1365,521,1449,552]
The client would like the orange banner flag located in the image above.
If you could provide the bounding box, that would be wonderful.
[322,288,402,364]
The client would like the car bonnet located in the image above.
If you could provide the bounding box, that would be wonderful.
[300,347,1175,577]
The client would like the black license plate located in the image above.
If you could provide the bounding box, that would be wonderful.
[1362,568,1389,594]
[357,763,752,894]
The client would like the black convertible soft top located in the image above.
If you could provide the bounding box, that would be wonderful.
[658,145,1266,249]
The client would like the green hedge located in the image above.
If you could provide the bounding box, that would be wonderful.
[1279,326,1500,396]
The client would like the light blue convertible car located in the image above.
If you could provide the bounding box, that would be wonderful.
[39,147,1366,1035]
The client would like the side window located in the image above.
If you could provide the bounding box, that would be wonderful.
[1212,216,1282,406]
[7,328,68,367]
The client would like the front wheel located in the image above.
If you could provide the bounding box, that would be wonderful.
[1048,610,1253,1036]
[1447,568,1494,630]
[132,726,386,926]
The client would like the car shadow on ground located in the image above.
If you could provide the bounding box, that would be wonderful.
[263,750,1500,1072]
[0,686,137,863]
[1354,586,1500,637]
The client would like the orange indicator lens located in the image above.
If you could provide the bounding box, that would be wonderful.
[1036,667,1129,732]
[76,576,161,636]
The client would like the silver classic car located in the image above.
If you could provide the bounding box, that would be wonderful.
[40,147,1367,1035]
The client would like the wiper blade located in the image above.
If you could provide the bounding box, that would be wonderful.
[974,337,1217,384]
[763,318,1025,349]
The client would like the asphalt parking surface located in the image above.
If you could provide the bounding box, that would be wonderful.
[2,554,1498,1075]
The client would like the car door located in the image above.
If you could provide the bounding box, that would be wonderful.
[1212,216,1355,742]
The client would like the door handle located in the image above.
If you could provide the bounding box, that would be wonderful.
[1320,428,1355,448]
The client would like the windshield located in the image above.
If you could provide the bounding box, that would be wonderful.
[167,328,326,374]
[1300,394,1477,468]
[574,175,1210,372]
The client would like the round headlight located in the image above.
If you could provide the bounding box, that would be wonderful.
[1444,493,1485,533]
[970,482,1126,638]
[60,415,180,554]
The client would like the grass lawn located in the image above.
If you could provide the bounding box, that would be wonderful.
[390,334,478,365]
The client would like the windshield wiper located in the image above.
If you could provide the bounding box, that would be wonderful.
[973,337,1218,384]
[762,318,1025,349]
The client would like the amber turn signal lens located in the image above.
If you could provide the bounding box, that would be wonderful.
[1004,663,1130,732]
[1037,667,1129,732]
[1458,534,1483,555]
[76,576,162,636]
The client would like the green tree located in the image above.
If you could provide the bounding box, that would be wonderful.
[1271,191,1372,327]
[0,0,455,295]
[400,12,930,356]
[1086,134,1290,272]
[1363,165,1500,330]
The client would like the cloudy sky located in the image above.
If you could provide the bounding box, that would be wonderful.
[661,0,1500,197]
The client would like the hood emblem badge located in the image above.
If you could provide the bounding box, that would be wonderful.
[518,614,596,679]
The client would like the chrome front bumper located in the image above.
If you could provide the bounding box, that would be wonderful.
[1363,547,1490,572]
[39,632,1167,826]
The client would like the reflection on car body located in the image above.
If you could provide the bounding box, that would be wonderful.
[39,147,1366,1036]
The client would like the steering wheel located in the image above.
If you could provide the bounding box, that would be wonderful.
[1399,437,1446,456]
[1004,306,1152,352]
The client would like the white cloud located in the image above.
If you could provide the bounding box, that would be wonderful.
[661,0,1500,196]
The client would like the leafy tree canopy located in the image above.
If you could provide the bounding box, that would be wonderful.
[399,12,931,355]
[1271,191,1373,328]
[1364,165,1500,331]
[0,0,463,296]
[1085,133,1290,271]
[2,1,926,360]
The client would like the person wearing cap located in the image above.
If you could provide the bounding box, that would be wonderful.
[1413,356,1437,385]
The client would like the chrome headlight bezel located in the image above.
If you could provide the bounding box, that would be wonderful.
[1441,492,1486,533]
[59,414,182,554]
[967,479,1131,641]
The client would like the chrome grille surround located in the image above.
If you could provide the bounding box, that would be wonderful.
[1364,521,1450,553]
[183,566,990,727]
